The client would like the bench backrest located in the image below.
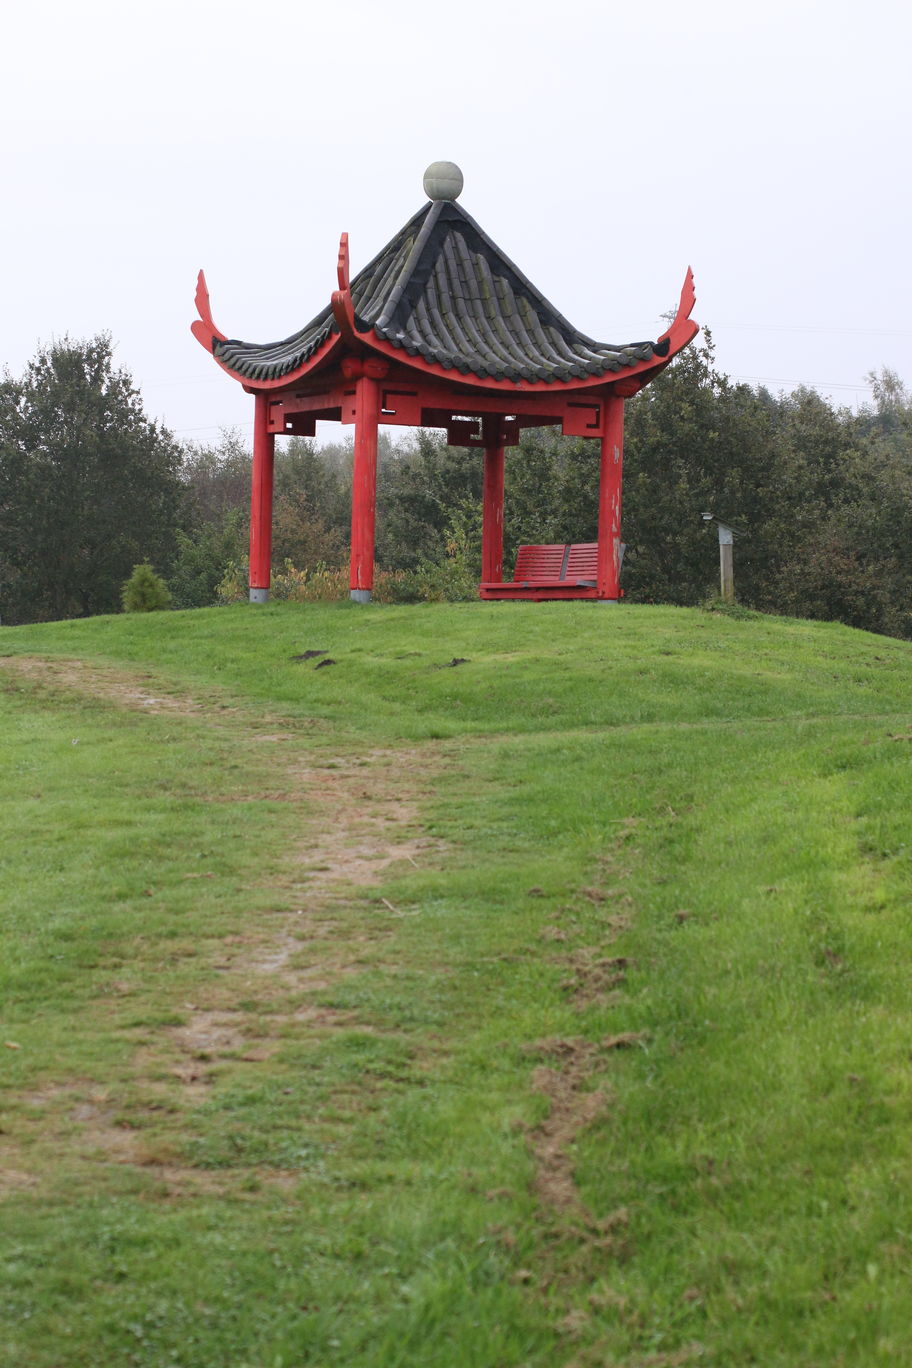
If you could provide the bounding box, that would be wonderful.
[513,542,599,584]
[565,543,598,580]
[513,544,568,582]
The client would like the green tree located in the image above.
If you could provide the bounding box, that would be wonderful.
[762,385,912,637]
[0,336,182,623]
[272,437,349,568]
[121,562,172,612]
[376,430,482,569]
[619,335,780,604]
[501,425,607,565]
[174,432,252,606]
[168,510,246,609]
[179,431,251,529]
[175,433,352,593]
[864,366,912,445]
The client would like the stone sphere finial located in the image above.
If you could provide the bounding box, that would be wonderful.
[423,161,464,201]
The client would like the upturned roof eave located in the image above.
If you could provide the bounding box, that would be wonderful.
[197,268,698,399]
[210,328,680,397]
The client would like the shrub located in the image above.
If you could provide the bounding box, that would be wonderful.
[169,510,246,609]
[215,561,248,605]
[121,563,172,612]
[383,558,477,603]
[215,558,478,605]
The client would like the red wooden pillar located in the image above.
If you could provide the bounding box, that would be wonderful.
[249,391,275,602]
[596,395,625,602]
[481,415,506,583]
[349,374,381,602]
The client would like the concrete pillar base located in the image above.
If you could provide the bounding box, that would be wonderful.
[249,587,269,604]
[350,589,372,604]
[597,598,620,605]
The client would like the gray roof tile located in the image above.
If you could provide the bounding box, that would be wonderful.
[213,200,667,385]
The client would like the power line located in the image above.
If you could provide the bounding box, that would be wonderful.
[712,322,912,339]
[730,374,874,393]
[170,420,255,434]
[141,376,227,389]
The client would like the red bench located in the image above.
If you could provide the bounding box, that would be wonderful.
[480,542,624,601]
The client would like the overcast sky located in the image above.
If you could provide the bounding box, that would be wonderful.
[2,0,909,446]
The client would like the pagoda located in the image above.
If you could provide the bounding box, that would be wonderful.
[191,162,698,603]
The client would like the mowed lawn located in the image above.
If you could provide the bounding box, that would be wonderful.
[3,601,912,1367]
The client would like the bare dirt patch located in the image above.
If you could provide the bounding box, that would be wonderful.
[561,952,629,1008]
[240,931,377,990]
[186,742,446,1008]
[522,856,643,1237]
[526,1033,646,1231]
[521,1030,645,1361]
[4,1082,176,1185]
[169,1009,250,1060]
[526,1037,610,1221]
[0,1167,40,1195]
[0,655,205,715]
[290,749,444,892]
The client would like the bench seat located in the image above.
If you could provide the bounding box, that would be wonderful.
[480,542,623,601]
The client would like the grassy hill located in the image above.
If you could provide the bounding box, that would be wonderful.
[3,601,912,1367]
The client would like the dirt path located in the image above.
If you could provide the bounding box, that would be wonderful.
[0,655,446,1196]
[0,654,207,715]
[0,655,442,886]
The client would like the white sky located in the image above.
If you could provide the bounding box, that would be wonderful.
[2,0,909,445]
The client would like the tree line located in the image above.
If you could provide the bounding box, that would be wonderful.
[2,334,911,638]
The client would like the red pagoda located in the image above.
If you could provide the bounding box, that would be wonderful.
[192,162,698,603]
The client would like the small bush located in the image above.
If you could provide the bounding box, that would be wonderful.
[383,558,477,603]
[169,510,246,609]
[216,558,478,605]
[121,563,172,612]
[216,561,348,604]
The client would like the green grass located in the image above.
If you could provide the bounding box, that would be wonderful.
[2,601,912,1365]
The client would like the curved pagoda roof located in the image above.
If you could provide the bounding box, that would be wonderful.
[193,168,697,393]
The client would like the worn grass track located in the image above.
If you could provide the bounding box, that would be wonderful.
[3,602,912,1366]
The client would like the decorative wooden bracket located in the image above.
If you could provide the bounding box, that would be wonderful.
[331,232,358,344]
[191,270,227,351]
[341,357,389,381]
[614,378,643,399]
[447,414,520,447]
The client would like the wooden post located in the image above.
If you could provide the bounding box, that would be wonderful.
[481,415,506,584]
[596,395,625,601]
[249,391,275,602]
[349,374,381,602]
[718,524,735,600]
